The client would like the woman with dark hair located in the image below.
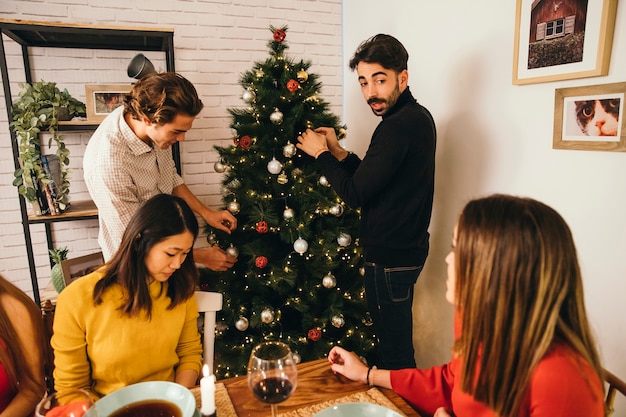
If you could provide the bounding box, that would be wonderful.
[52,194,203,398]
[327,194,605,417]
[0,274,47,416]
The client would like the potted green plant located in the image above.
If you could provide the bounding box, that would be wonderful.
[10,80,86,214]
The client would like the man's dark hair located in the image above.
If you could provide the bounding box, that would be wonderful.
[348,34,408,73]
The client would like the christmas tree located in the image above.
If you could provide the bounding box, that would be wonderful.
[201,26,377,379]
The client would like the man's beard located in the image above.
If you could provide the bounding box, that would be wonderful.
[367,84,401,116]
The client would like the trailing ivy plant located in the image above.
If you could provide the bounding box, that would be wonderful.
[10,81,86,212]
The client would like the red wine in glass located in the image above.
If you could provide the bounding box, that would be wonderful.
[248,342,298,417]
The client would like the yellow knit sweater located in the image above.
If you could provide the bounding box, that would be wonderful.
[52,270,202,397]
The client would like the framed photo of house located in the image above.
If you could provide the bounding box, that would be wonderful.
[85,84,132,122]
[553,82,626,151]
[61,252,104,286]
[512,0,617,85]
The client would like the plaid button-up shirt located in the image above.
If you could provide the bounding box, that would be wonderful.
[84,107,184,260]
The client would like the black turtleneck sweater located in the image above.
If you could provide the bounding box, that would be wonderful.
[316,87,436,266]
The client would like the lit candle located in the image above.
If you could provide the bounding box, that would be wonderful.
[200,364,216,416]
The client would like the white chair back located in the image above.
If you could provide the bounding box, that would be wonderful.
[194,291,223,373]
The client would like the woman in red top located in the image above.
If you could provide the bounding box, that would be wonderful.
[0,274,48,416]
[329,194,605,417]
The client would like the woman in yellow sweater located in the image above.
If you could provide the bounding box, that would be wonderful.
[52,194,203,397]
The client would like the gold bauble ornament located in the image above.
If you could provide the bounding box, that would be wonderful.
[296,69,308,82]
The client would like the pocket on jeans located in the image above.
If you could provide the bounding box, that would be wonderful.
[384,266,422,302]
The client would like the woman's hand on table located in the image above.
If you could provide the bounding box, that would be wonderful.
[328,346,393,389]
[328,346,369,383]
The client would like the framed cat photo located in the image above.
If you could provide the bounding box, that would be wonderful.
[553,82,626,152]
[512,0,618,85]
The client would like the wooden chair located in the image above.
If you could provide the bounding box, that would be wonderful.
[605,368,626,417]
[194,291,222,373]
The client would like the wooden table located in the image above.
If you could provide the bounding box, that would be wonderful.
[219,358,423,416]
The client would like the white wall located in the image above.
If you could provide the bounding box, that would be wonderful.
[343,0,626,409]
[0,0,343,296]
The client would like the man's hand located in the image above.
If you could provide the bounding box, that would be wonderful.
[296,128,329,158]
[194,246,237,271]
[204,209,237,234]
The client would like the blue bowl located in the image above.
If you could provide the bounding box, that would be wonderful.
[314,402,403,417]
[89,381,196,417]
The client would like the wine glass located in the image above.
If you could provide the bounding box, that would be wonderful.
[247,341,298,417]
[35,388,97,417]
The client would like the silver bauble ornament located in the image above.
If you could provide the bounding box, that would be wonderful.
[207,232,217,246]
[283,207,295,219]
[337,232,352,247]
[227,200,240,214]
[260,308,274,324]
[270,108,284,124]
[242,88,255,103]
[331,314,345,328]
[267,158,283,175]
[235,316,249,331]
[329,204,344,217]
[214,159,226,173]
[292,352,301,364]
[319,175,331,187]
[226,245,239,258]
[282,142,297,158]
[293,237,308,254]
[296,70,309,82]
[322,273,337,289]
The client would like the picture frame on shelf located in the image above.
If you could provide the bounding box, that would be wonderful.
[553,82,626,152]
[85,84,132,122]
[61,252,104,287]
[512,0,617,85]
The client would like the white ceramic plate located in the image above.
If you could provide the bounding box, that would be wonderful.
[314,402,403,417]
[87,381,196,417]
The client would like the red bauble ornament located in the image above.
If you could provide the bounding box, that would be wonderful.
[239,135,252,149]
[255,256,268,269]
[286,79,300,92]
[273,29,286,42]
[307,328,322,342]
[256,220,268,233]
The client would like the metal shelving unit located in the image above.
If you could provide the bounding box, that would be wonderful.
[0,19,177,304]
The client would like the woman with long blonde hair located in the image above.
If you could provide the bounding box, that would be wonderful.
[328,194,604,416]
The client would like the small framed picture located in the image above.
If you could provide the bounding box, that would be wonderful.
[512,0,618,85]
[553,82,626,151]
[85,84,132,122]
[61,252,104,286]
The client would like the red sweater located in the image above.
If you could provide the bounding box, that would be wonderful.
[390,318,604,417]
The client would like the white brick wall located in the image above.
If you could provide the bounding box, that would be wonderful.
[0,0,343,299]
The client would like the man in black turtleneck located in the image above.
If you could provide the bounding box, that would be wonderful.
[297,34,436,370]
